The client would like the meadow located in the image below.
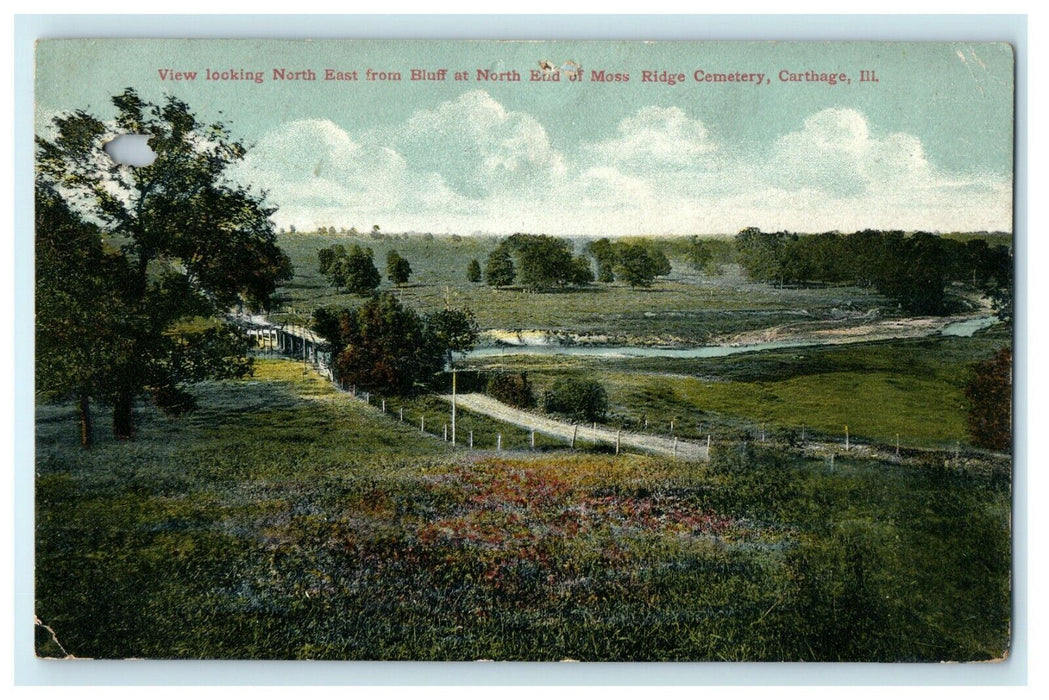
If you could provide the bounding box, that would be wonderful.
[466,325,1012,449]
[35,359,1010,661]
[36,232,1012,661]
[272,232,893,345]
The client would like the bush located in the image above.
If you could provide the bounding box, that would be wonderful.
[486,372,536,409]
[543,377,608,422]
[964,347,1011,451]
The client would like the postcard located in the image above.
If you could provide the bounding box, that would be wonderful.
[34,39,1014,661]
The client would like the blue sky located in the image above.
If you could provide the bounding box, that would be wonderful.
[36,39,1014,235]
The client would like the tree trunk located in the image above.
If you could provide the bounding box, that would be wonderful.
[112,392,135,440]
[76,392,93,448]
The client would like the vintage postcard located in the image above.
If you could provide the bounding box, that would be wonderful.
[34,39,1014,661]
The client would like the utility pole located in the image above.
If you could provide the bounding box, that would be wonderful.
[451,369,457,445]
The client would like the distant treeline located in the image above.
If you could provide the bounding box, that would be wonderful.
[731,228,1012,316]
[313,227,1012,318]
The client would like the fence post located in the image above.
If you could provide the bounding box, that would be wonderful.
[572,424,578,449]
[444,424,448,441]
[469,430,474,448]
[497,433,502,452]
[674,436,678,459]
[381,399,386,414]
[845,425,850,451]
[530,430,535,450]
[670,420,675,435]
[895,433,900,458]
[421,415,425,433]
[707,434,711,459]
[616,429,621,455]
[399,407,404,422]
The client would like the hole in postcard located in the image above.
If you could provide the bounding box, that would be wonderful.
[103,134,156,167]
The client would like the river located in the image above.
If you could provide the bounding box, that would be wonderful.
[466,315,999,360]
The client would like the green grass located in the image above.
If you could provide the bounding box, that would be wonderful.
[272,232,897,344]
[466,326,1011,449]
[35,358,1010,661]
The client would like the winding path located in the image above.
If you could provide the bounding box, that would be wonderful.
[441,393,709,461]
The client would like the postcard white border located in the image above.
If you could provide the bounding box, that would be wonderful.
[12,13,1030,687]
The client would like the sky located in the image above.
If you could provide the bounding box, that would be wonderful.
[35,39,1015,235]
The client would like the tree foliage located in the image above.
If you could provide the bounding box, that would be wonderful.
[427,308,480,368]
[386,249,412,286]
[484,247,516,287]
[466,259,482,283]
[586,238,672,287]
[486,372,536,409]
[543,377,609,423]
[733,228,1012,316]
[318,243,381,294]
[315,295,478,396]
[487,234,593,291]
[35,183,126,446]
[35,88,292,440]
[964,347,1012,451]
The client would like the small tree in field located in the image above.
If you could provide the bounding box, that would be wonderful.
[467,259,482,283]
[485,248,516,286]
[386,249,412,286]
[964,347,1012,451]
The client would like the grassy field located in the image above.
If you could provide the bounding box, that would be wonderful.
[466,325,1011,449]
[272,232,895,344]
[36,358,1010,661]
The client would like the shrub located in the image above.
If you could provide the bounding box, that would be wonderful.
[543,377,608,422]
[964,347,1011,451]
[486,372,536,409]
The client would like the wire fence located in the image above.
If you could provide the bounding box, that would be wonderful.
[244,327,1008,469]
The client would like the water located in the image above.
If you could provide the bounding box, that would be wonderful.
[466,315,998,360]
[939,316,998,337]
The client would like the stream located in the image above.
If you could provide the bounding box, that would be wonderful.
[466,315,999,360]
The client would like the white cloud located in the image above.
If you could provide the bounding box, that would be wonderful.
[586,106,717,173]
[232,98,1011,235]
[232,118,471,229]
[389,90,566,198]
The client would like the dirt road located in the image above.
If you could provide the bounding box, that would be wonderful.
[441,393,709,461]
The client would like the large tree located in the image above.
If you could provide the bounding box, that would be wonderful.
[36,88,292,439]
[35,182,127,446]
[321,295,478,395]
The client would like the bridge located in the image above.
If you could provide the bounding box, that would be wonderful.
[231,314,335,382]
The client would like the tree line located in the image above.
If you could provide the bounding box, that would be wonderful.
[733,228,1012,316]
[36,90,293,446]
